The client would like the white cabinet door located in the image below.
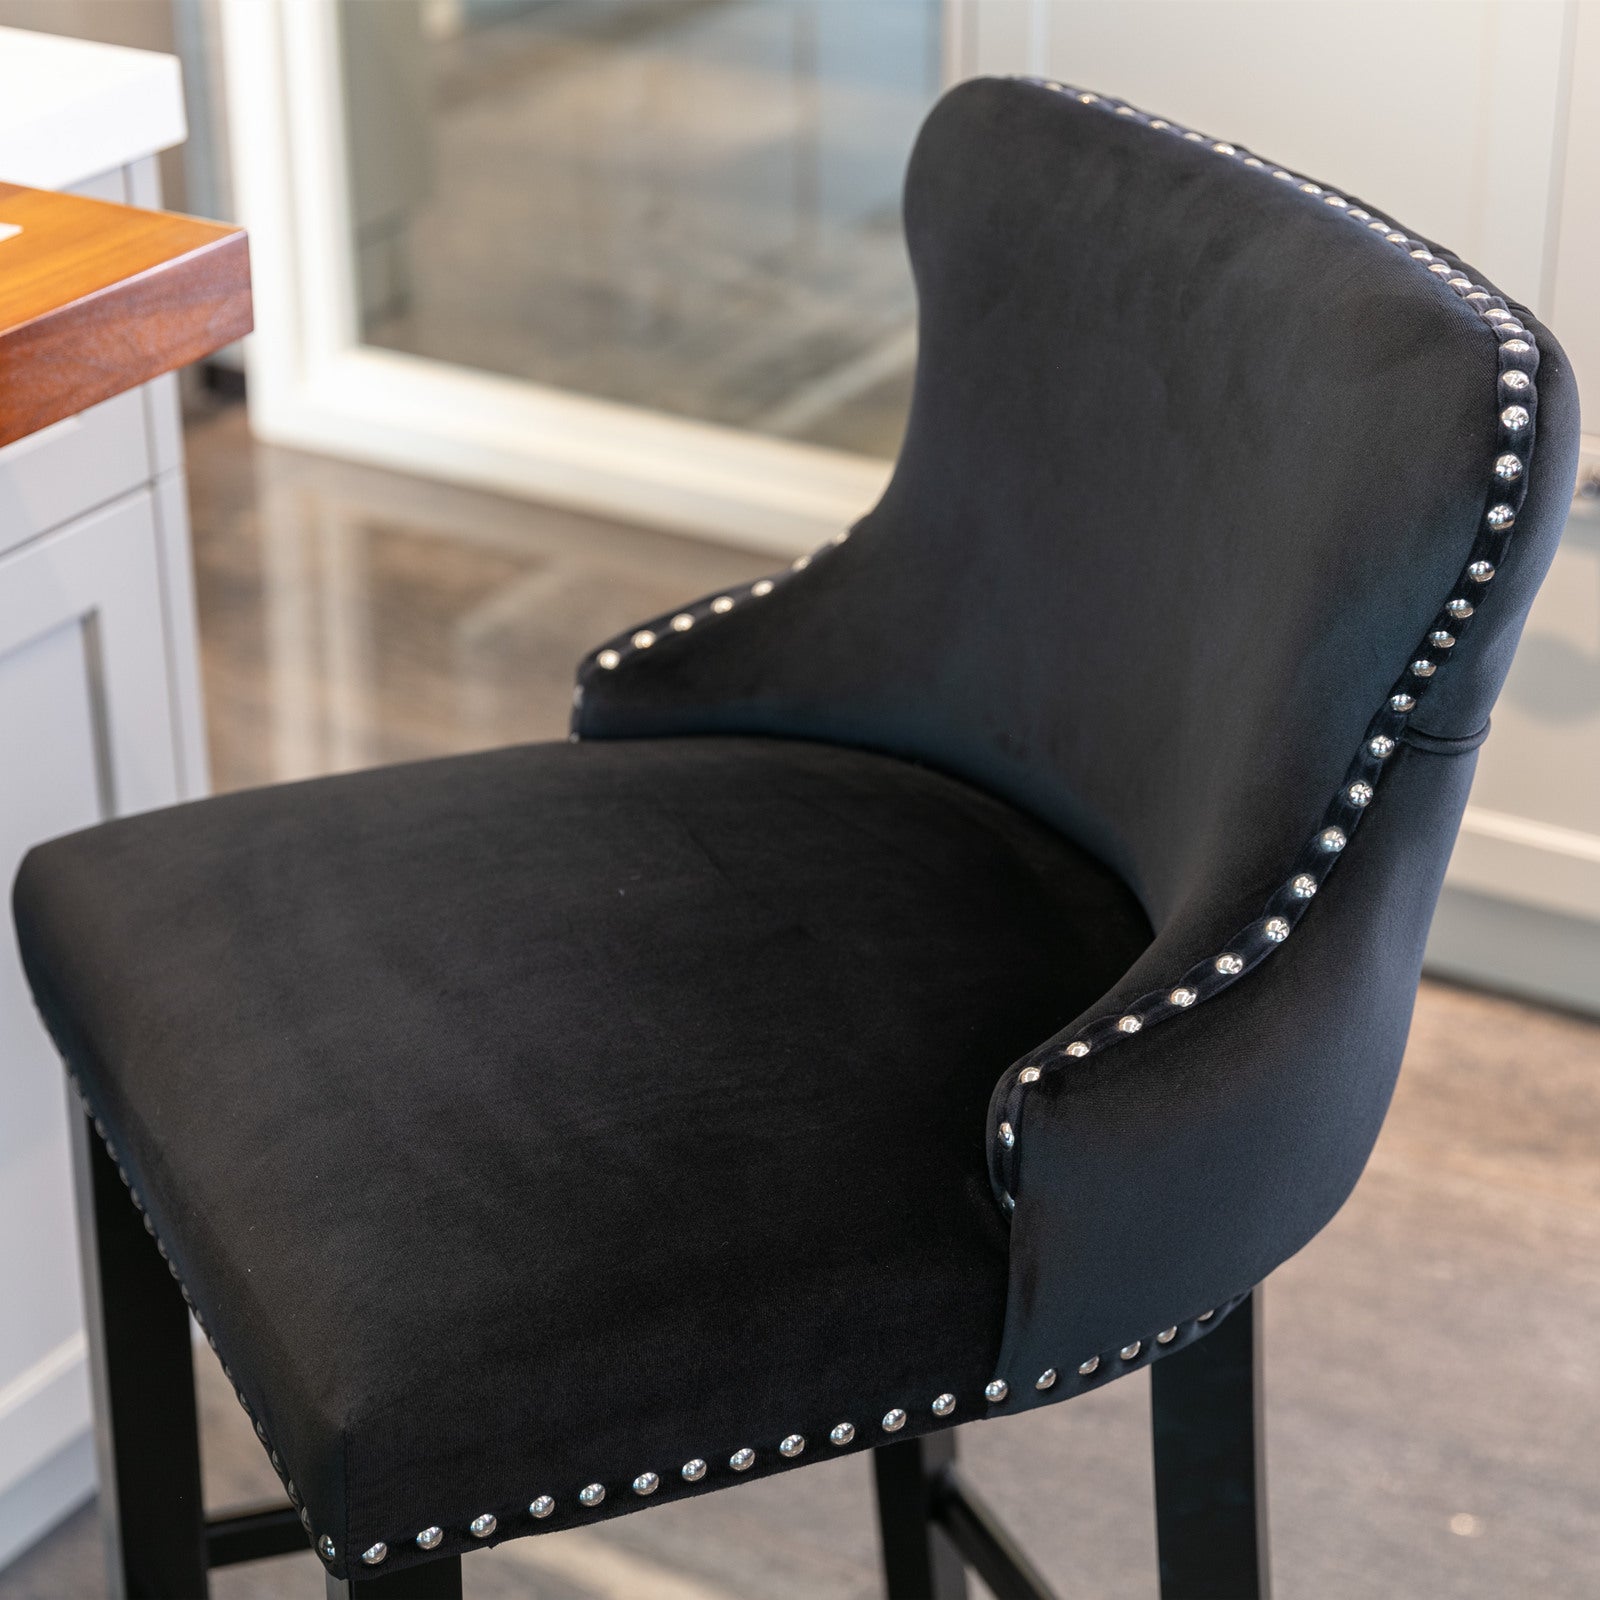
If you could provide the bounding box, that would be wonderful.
[0,491,182,1565]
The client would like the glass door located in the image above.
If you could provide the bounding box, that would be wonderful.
[224,0,953,551]
[342,0,941,458]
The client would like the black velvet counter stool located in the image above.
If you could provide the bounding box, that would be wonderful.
[12,76,1578,1600]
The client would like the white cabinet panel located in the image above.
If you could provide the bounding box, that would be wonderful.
[0,393,152,560]
[0,490,183,1539]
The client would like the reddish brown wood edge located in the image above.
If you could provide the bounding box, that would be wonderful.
[0,228,252,448]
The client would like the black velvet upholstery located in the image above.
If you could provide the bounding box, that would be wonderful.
[11,75,1580,1581]
[14,737,1149,1569]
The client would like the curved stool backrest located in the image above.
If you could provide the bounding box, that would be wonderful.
[576,77,1580,1384]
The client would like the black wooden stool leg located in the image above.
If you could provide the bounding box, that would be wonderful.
[326,1555,464,1598]
[1151,1287,1270,1600]
[874,1431,968,1600]
[68,1105,209,1600]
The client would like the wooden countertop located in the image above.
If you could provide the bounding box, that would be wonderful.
[0,182,251,448]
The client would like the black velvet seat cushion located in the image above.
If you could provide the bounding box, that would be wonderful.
[14,735,1150,1569]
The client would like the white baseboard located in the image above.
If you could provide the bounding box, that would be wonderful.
[0,1332,92,1575]
[1426,885,1600,1016]
[0,1429,93,1577]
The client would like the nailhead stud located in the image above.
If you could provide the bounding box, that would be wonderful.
[633,1473,659,1496]
[711,595,734,613]
[416,1527,443,1550]
[1501,338,1531,355]
[1291,874,1317,898]
[1468,561,1496,582]
[1370,735,1396,756]
[1502,370,1530,393]
[933,1393,957,1416]
[1065,1041,1090,1056]
[780,1435,806,1457]
[1263,918,1290,942]
[1079,1356,1101,1376]
[580,1483,606,1506]
[1321,825,1348,850]
[1430,631,1456,649]
[1500,405,1529,431]
[318,1535,336,1561]
[1120,1342,1143,1361]
[1348,782,1374,806]
[1446,599,1474,620]
[998,1121,1015,1148]
[882,1409,907,1433]
[632,630,656,650]
[1170,987,1197,1006]
[1486,503,1516,528]
[1484,308,1512,322]
[985,1379,1009,1402]
[470,1514,497,1538]
[752,579,774,596]
[1215,952,1244,974]
[1412,659,1437,678]
[670,613,694,632]
[1117,1015,1142,1033]
[362,1544,388,1566]
[1019,1065,1042,1084]
[682,1459,708,1481]
[1494,454,1523,482]
[1390,694,1416,713]
[1198,1310,1216,1322]
[1157,1327,1178,1345]
[731,1449,756,1470]
[1036,1369,1058,1390]
[530,1497,555,1518]
[829,1423,856,1446]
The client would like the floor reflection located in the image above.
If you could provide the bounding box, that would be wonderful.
[186,400,773,794]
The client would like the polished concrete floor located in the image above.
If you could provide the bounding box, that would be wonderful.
[2,403,1598,1598]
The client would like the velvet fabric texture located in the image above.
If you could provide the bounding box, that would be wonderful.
[573,78,1579,1411]
[12,75,1581,1580]
[14,737,1150,1569]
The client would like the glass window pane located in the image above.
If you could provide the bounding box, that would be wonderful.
[340,0,943,459]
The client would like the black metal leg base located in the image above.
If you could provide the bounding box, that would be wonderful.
[875,1430,1058,1600]
[326,1556,464,1598]
[69,1107,209,1599]
[1151,1288,1270,1599]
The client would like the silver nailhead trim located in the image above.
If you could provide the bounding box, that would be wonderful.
[530,1496,555,1518]
[1078,1356,1101,1376]
[932,1393,957,1416]
[682,1459,707,1481]
[580,1483,606,1507]
[416,1527,443,1549]
[830,1423,856,1446]
[470,1513,497,1538]
[985,1379,1009,1402]
[1036,1369,1058,1390]
[633,1473,659,1496]
[730,1448,756,1471]
[882,1409,907,1432]
[993,78,1538,1181]
[362,1544,387,1566]
[780,1434,806,1457]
